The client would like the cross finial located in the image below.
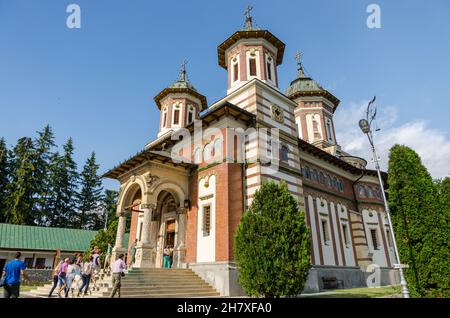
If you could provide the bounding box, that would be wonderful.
[295,50,303,64]
[180,59,188,82]
[295,50,306,78]
[244,5,253,29]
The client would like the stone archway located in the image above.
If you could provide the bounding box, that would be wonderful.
[112,182,144,264]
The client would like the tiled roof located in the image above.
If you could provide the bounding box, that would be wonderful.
[0,223,129,252]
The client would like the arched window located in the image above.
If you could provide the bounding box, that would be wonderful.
[162,107,168,129]
[203,143,212,163]
[280,145,289,162]
[367,187,374,198]
[172,103,181,126]
[325,174,331,187]
[213,139,223,162]
[358,186,366,198]
[303,166,311,179]
[186,104,195,125]
[332,177,338,189]
[312,169,319,182]
[193,147,202,164]
[338,179,344,192]
[319,172,325,184]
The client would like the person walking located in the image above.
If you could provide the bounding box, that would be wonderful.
[128,239,137,268]
[78,256,93,297]
[109,254,126,298]
[48,258,63,297]
[0,252,29,298]
[103,244,112,274]
[91,247,102,291]
[56,258,69,297]
[163,246,171,269]
[64,258,77,298]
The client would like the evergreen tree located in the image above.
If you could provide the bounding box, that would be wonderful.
[0,138,10,222]
[388,145,450,297]
[77,152,104,229]
[32,125,56,225]
[103,189,119,228]
[48,138,79,228]
[4,137,36,225]
[234,181,311,297]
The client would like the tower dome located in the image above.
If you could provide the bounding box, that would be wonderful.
[154,61,207,137]
[217,6,286,94]
[287,52,341,151]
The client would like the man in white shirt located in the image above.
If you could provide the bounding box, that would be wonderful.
[109,254,126,298]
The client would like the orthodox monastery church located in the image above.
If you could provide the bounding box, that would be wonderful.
[104,11,399,295]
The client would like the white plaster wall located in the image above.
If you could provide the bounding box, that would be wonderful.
[196,175,216,263]
[336,204,356,266]
[329,203,343,266]
[316,198,335,265]
[362,209,388,267]
[307,195,320,265]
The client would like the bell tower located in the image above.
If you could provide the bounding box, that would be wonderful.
[285,52,342,155]
[217,6,286,95]
[154,61,207,137]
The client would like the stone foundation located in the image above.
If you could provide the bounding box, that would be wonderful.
[188,261,245,296]
[189,262,400,296]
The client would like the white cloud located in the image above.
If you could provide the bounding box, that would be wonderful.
[334,101,450,179]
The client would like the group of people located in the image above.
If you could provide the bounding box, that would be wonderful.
[48,247,103,298]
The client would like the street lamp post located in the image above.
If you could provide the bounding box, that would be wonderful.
[358,97,410,298]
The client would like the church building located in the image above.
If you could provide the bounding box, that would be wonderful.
[104,10,399,296]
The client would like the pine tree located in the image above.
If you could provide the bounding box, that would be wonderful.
[4,137,36,225]
[32,125,56,225]
[48,138,79,228]
[77,152,104,229]
[102,189,119,229]
[0,138,10,222]
[234,181,311,297]
[388,145,450,297]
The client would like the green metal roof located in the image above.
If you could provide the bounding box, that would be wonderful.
[0,223,130,252]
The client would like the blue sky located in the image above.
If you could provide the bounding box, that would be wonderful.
[1,0,449,190]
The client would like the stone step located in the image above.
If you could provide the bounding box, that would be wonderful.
[102,291,220,298]
[104,285,215,292]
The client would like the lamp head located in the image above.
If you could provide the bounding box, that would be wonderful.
[359,119,370,134]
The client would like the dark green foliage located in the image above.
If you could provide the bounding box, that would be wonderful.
[234,181,311,297]
[85,219,118,263]
[1,127,116,230]
[388,145,450,298]
[48,139,79,228]
[78,152,104,229]
[0,138,9,222]
[4,137,36,225]
[32,125,56,226]
[103,189,119,227]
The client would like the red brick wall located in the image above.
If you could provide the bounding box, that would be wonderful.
[185,162,244,263]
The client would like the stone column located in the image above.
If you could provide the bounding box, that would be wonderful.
[174,208,187,268]
[112,213,127,262]
[134,203,157,268]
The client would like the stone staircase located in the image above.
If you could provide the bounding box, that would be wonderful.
[28,268,220,298]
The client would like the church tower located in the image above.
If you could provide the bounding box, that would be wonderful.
[154,62,207,137]
[217,6,285,95]
[285,52,342,155]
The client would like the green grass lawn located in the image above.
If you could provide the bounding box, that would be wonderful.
[305,285,402,298]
